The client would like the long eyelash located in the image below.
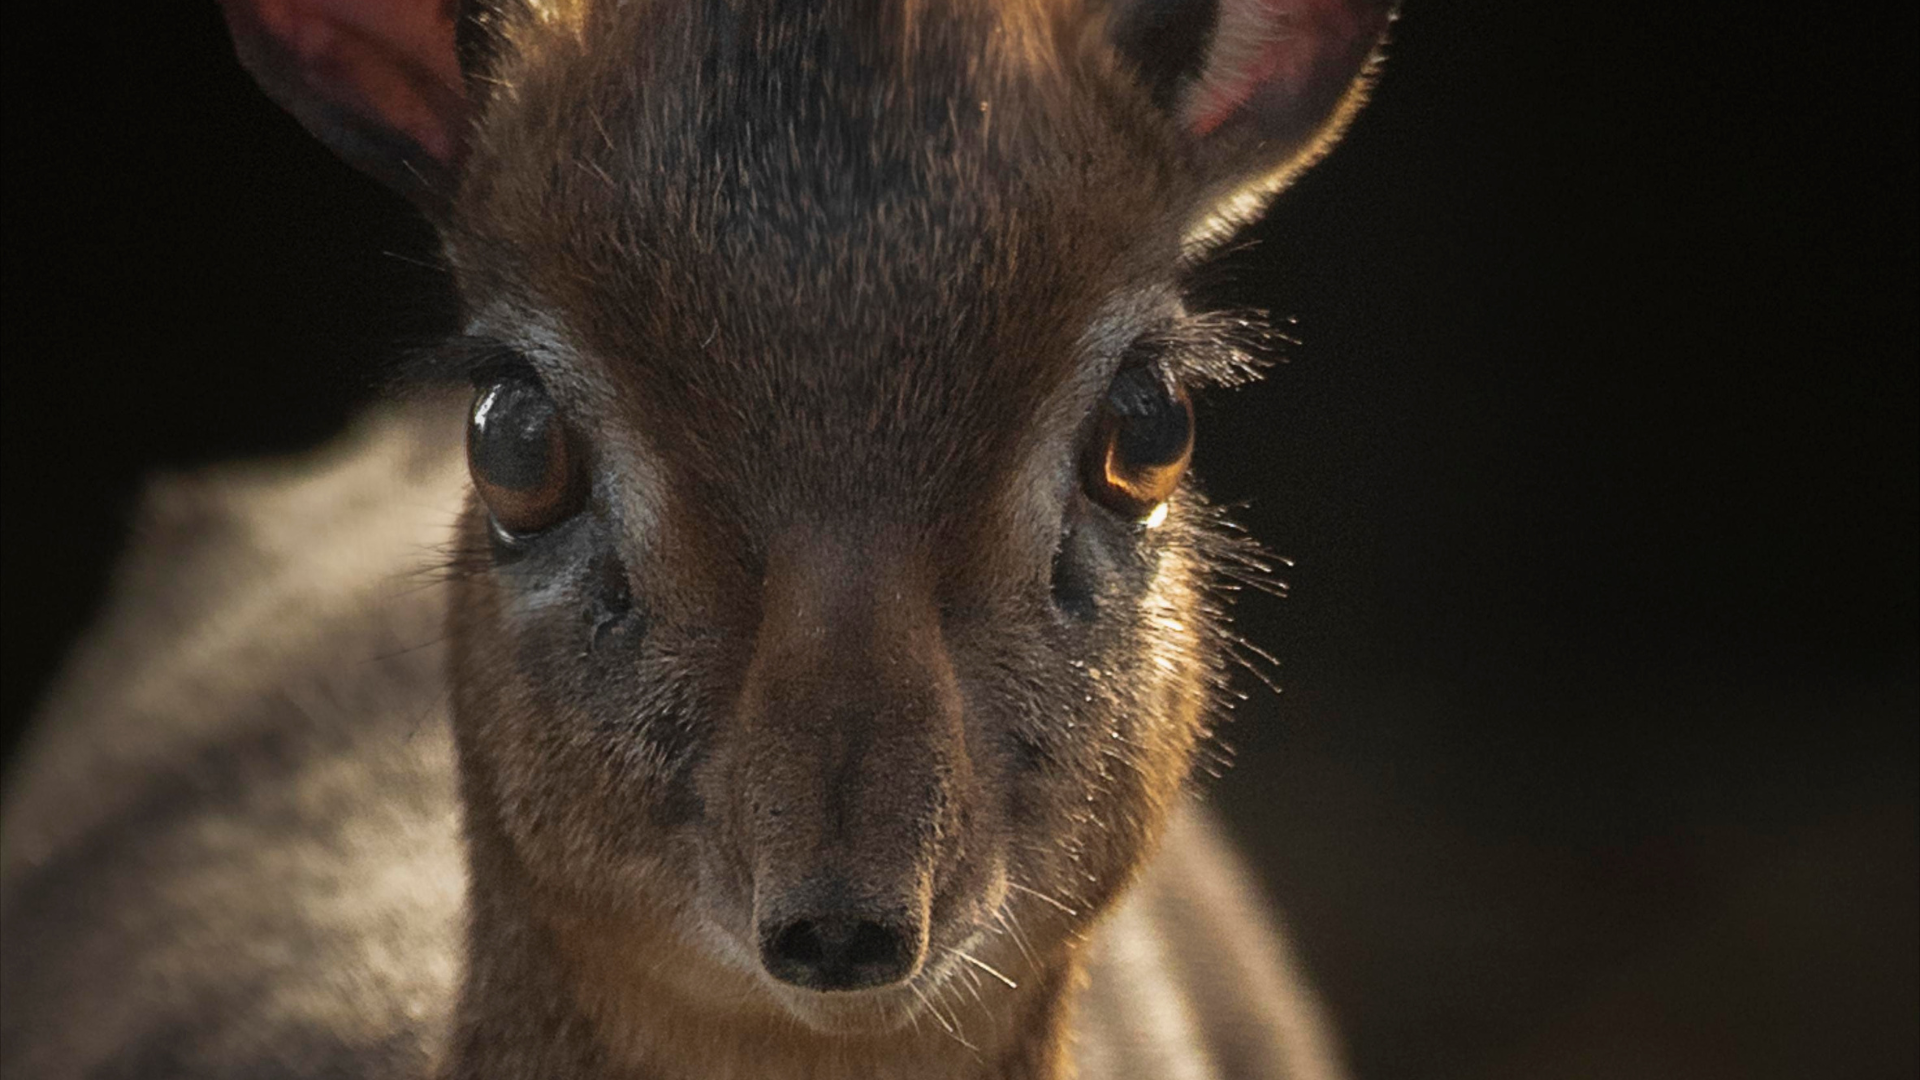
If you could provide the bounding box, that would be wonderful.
[391,332,531,389]
[1139,307,1286,392]
[404,517,495,593]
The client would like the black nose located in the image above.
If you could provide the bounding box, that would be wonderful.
[759,912,917,991]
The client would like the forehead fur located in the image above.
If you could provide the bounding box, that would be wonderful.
[447,0,1195,522]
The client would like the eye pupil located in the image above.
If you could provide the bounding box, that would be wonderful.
[1109,369,1193,469]
[472,383,559,490]
[1083,365,1195,520]
[468,376,582,536]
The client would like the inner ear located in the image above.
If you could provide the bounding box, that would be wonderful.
[1106,0,1397,250]
[220,0,473,205]
[1108,0,1223,112]
[1174,0,1392,142]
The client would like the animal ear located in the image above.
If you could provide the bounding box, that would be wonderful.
[1107,0,1398,252]
[218,0,470,206]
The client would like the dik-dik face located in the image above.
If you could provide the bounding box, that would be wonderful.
[223,0,1389,1033]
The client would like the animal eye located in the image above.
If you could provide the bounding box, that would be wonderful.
[467,374,584,537]
[1082,364,1194,520]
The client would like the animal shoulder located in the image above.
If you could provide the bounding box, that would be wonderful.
[1,405,468,1079]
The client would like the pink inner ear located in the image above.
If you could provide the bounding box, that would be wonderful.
[1183,0,1367,138]
[248,0,466,162]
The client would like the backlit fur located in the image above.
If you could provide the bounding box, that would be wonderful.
[439,5,1271,1075]
[1,1,1387,1077]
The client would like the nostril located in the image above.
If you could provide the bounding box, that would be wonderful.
[760,914,915,992]
[842,920,899,968]
[771,919,828,965]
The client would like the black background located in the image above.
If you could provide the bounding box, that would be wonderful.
[4,4,1915,1078]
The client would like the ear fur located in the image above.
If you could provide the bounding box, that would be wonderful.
[219,0,470,207]
[1107,0,1398,252]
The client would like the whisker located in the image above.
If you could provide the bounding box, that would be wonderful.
[908,981,978,1053]
[1007,880,1079,917]
[994,907,1039,971]
[901,998,923,1036]
[363,634,450,663]
[908,982,955,1035]
[960,969,992,1017]
[934,982,982,1053]
[953,950,1018,989]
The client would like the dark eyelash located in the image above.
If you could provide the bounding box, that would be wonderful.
[405,527,496,592]
[468,353,540,389]
[392,332,533,389]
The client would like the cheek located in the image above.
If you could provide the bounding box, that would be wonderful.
[681,731,763,938]
[447,514,713,898]
[986,549,1215,907]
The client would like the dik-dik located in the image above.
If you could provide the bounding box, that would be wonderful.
[0,1,1393,1077]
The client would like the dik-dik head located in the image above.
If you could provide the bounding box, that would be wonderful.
[225,0,1389,1033]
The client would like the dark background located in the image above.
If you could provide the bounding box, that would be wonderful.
[4,4,1915,1078]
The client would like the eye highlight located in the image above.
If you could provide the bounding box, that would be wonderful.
[467,374,584,538]
[1082,364,1194,520]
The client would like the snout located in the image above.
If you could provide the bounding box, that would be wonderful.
[756,885,927,991]
[740,749,948,996]
[728,532,971,997]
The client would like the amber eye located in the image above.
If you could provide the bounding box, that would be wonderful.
[1081,364,1194,520]
[467,375,583,537]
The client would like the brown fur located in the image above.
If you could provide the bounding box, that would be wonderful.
[3,1,1393,1077]
[0,406,1338,1080]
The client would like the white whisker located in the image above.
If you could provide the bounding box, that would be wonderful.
[995,907,1040,971]
[953,949,1019,989]
[1008,880,1080,916]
